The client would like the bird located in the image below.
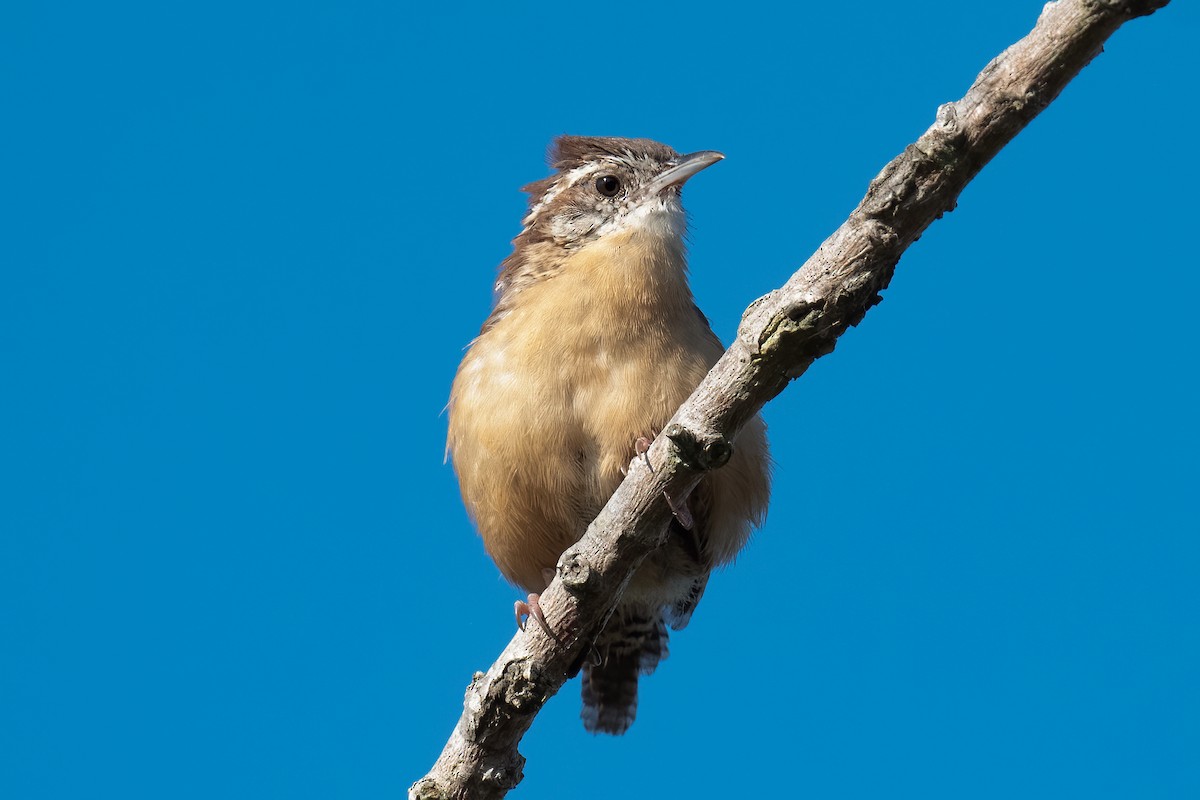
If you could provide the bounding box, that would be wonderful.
[446,135,770,735]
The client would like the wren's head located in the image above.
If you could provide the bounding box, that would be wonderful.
[519,136,722,249]
[490,136,723,316]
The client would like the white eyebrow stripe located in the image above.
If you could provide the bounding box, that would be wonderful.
[521,163,604,227]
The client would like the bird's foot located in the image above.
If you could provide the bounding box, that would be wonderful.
[634,432,656,473]
[632,432,692,528]
[515,593,558,641]
[663,489,694,530]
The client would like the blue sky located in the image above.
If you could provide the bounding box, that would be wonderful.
[3,2,1197,798]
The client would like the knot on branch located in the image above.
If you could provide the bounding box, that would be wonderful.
[408,777,446,799]
[468,659,547,748]
[479,764,523,792]
[663,423,732,471]
[738,290,782,352]
[757,297,837,373]
[556,550,594,593]
[786,301,823,327]
[499,659,544,713]
[860,102,969,229]
[935,101,960,131]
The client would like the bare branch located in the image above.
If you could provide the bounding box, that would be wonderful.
[411,1,1171,797]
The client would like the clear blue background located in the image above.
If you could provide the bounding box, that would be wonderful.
[3,2,1197,797]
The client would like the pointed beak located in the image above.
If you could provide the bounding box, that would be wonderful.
[644,150,724,196]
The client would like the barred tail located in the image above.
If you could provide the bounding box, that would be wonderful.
[580,609,669,735]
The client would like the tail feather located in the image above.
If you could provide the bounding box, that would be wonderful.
[580,610,669,734]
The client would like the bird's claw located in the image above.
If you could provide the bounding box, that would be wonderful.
[635,435,655,473]
[515,593,558,641]
[664,489,694,530]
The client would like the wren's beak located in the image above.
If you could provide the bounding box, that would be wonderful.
[643,150,725,196]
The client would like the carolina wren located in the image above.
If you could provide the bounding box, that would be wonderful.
[447,136,770,734]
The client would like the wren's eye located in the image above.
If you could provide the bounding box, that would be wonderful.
[595,175,621,197]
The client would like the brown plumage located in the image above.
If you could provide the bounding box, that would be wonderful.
[447,135,770,734]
